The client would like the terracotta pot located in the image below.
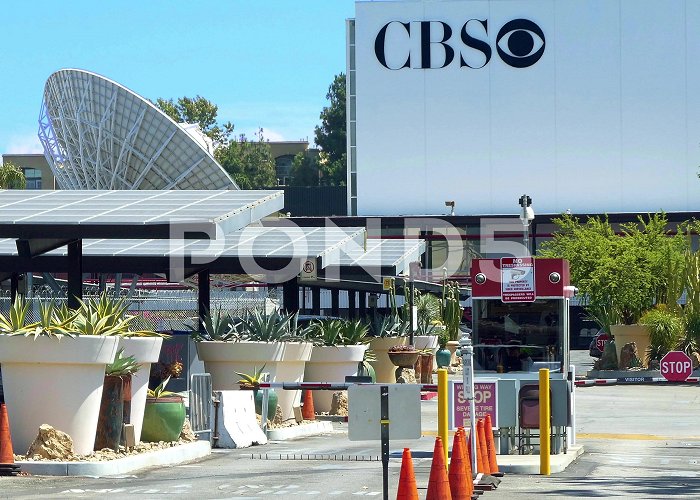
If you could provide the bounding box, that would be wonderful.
[95,375,124,451]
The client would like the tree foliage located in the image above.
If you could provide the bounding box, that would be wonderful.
[155,96,234,147]
[289,152,320,186]
[314,73,347,186]
[539,213,685,326]
[214,129,276,189]
[0,162,26,189]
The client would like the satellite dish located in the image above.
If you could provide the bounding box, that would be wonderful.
[38,68,238,190]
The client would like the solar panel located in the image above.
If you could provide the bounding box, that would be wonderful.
[0,226,366,263]
[39,69,237,191]
[326,238,426,275]
[0,190,283,239]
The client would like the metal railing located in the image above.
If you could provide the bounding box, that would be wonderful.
[190,373,213,441]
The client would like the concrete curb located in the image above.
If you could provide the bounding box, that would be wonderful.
[267,421,334,441]
[391,445,584,474]
[495,445,585,474]
[16,440,211,477]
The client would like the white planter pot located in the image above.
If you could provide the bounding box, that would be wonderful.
[0,335,119,455]
[304,345,368,413]
[411,335,438,352]
[368,337,408,383]
[196,341,313,421]
[118,337,163,443]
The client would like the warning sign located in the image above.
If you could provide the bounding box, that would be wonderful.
[449,380,498,429]
[501,257,535,302]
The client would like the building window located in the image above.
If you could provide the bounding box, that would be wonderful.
[23,168,42,189]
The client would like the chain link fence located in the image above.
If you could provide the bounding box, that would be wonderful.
[0,287,279,331]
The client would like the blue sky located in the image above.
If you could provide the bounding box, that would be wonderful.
[0,1,355,154]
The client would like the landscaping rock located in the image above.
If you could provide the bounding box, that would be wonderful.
[26,424,74,460]
[395,367,417,384]
[330,392,348,416]
[619,342,641,369]
[692,352,700,369]
[180,418,196,442]
[595,340,618,370]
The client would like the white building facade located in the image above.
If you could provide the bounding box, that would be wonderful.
[347,0,700,216]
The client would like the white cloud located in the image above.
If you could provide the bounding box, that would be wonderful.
[4,133,44,154]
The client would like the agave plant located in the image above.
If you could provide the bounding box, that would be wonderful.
[147,376,178,399]
[0,297,38,336]
[105,348,140,376]
[71,293,135,336]
[309,319,345,346]
[27,300,77,339]
[341,319,369,345]
[236,364,267,388]
[189,307,240,341]
[236,309,304,342]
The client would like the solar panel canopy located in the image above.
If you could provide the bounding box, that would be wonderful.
[0,226,365,260]
[324,238,426,276]
[0,190,283,239]
[39,69,237,190]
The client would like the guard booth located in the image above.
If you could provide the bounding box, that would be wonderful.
[469,258,575,455]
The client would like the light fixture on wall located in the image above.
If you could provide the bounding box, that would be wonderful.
[445,200,455,216]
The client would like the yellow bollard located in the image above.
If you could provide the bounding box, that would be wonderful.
[539,368,551,475]
[437,368,449,467]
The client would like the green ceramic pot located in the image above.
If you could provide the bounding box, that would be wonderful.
[141,396,186,442]
[254,388,279,417]
[436,348,452,369]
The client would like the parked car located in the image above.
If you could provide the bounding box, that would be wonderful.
[589,332,610,358]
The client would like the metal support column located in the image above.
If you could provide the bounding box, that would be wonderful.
[348,291,356,319]
[282,280,300,313]
[331,288,340,317]
[67,240,83,309]
[10,273,19,305]
[358,291,366,316]
[312,287,321,315]
[198,269,210,332]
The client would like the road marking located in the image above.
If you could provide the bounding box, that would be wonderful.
[578,433,700,441]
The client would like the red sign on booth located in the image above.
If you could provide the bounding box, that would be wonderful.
[450,381,498,429]
[500,257,535,302]
[660,351,693,382]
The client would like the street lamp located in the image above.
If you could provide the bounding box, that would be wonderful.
[518,194,534,256]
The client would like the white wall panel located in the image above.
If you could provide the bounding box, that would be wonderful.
[354,0,700,215]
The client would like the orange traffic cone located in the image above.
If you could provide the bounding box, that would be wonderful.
[0,403,14,464]
[464,429,473,471]
[484,414,501,476]
[476,419,491,475]
[426,437,452,499]
[449,429,473,499]
[301,390,315,420]
[470,426,484,474]
[396,448,419,500]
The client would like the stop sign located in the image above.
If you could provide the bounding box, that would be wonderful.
[595,333,609,352]
[660,351,693,382]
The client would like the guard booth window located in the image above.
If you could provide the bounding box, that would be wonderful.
[471,299,563,373]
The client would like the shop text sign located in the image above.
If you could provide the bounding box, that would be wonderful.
[501,257,535,302]
[449,381,497,429]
